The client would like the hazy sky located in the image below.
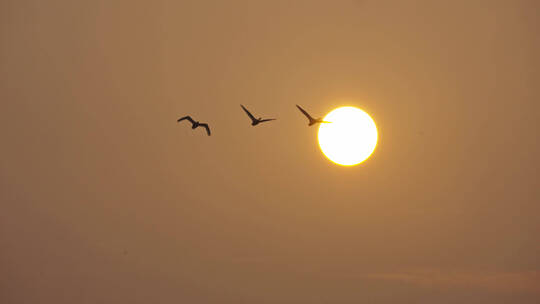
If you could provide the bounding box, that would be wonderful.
[1,0,539,303]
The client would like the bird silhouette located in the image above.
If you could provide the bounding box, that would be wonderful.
[296,105,330,126]
[177,116,211,136]
[240,105,276,126]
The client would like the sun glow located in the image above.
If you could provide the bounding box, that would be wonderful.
[317,106,378,166]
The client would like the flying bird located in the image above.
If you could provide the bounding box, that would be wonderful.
[296,104,330,126]
[240,105,276,126]
[177,116,211,136]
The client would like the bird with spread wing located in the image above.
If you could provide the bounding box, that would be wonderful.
[296,104,330,126]
[240,105,276,126]
[177,116,211,136]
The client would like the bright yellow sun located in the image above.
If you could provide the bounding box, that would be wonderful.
[318,106,378,166]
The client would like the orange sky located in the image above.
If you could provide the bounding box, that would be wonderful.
[1,1,539,303]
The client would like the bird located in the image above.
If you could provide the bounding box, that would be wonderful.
[296,104,330,126]
[177,116,211,136]
[240,105,276,126]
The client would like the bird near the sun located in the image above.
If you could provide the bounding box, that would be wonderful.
[296,104,330,126]
[240,105,276,126]
[177,116,211,136]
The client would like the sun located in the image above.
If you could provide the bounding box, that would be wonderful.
[317,106,378,166]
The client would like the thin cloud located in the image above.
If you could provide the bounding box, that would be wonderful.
[363,269,540,293]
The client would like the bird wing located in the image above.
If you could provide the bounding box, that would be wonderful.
[296,105,314,120]
[177,116,195,124]
[199,123,211,136]
[259,118,276,123]
[240,105,256,121]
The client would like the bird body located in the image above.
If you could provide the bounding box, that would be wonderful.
[296,104,330,126]
[177,116,211,136]
[240,105,276,126]
[191,121,201,129]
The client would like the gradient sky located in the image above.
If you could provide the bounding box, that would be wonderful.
[1,1,539,303]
